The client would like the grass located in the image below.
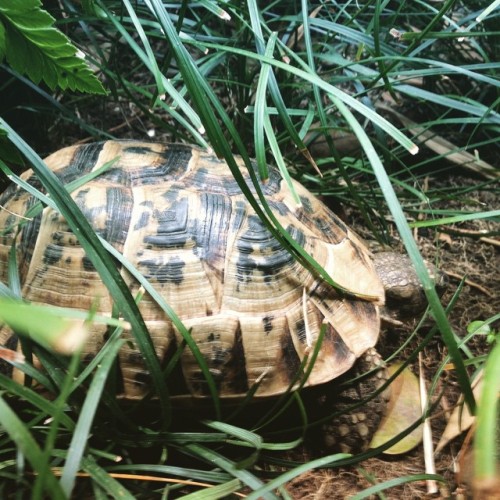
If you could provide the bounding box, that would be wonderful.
[0,0,499,497]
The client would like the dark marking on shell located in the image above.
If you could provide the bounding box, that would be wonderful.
[145,197,190,249]
[192,166,208,186]
[207,332,218,342]
[127,144,194,185]
[127,352,145,365]
[56,142,105,184]
[269,200,289,216]
[82,255,95,272]
[123,145,154,155]
[0,335,19,377]
[231,201,247,234]
[193,193,232,279]
[263,316,274,334]
[42,244,63,266]
[104,187,133,248]
[300,195,314,214]
[162,336,190,396]
[256,162,282,196]
[295,318,307,345]
[235,215,296,285]
[51,231,64,243]
[139,256,186,285]
[134,209,151,231]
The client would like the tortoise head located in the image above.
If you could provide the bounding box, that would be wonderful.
[372,251,448,323]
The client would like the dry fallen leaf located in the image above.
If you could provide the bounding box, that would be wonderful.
[370,364,423,454]
[436,373,483,453]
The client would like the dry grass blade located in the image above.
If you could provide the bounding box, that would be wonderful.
[379,105,499,179]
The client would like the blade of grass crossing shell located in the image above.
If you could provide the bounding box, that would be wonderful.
[1,120,172,424]
[0,397,66,499]
[146,2,383,300]
[60,335,126,496]
[329,95,475,412]
[253,323,327,431]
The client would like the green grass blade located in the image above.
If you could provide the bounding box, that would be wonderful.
[0,373,74,430]
[59,335,125,496]
[350,474,445,500]
[245,452,351,500]
[185,443,278,500]
[80,456,136,500]
[0,397,66,499]
[474,338,500,482]
[179,478,242,500]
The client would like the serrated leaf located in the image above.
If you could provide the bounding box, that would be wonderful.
[0,0,106,94]
[370,364,423,454]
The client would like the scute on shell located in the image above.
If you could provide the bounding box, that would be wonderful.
[0,140,384,399]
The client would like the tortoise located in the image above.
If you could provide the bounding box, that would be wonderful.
[0,140,441,451]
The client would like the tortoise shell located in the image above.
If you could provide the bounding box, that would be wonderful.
[0,141,384,400]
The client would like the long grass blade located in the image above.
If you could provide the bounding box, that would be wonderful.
[0,397,66,499]
[59,335,125,496]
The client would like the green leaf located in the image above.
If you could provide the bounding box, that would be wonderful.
[0,0,106,94]
[0,298,88,355]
